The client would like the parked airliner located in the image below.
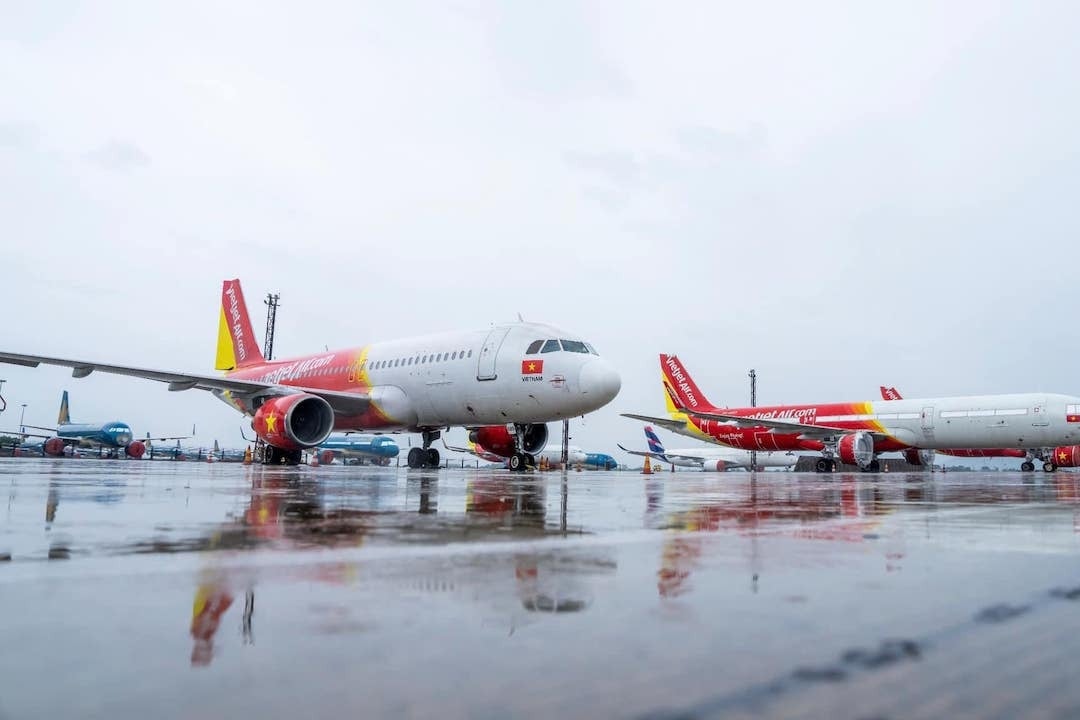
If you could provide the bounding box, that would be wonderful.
[318,434,399,466]
[880,386,1080,472]
[623,354,1080,473]
[443,434,590,467]
[619,425,797,471]
[6,391,190,458]
[0,280,621,469]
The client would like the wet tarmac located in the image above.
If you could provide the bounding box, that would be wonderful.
[2,459,1080,719]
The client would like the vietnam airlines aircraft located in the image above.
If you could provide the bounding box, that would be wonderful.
[0,280,621,469]
[880,386,1080,473]
[318,434,399,466]
[623,354,1080,473]
[7,391,190,458]
[619,425,798,471]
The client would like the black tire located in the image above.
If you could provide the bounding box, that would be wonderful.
[407,447,424,469]
[867,460,881,473]
[525,453,536,468]
[509,453,524,471]
[1043,462,1057,473]
[263,445,277,465]
[1021,461,1035,472]
[815,458,830,473]
[425,448,440,468]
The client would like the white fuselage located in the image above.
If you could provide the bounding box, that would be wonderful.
[663,448,798,471]
[535,446,589,465]
[220,322,621,432]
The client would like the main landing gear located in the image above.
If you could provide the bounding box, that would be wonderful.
[508,452,536,472]
[814,458,835,474]
[407,430,442,470]
[263,445,303,465]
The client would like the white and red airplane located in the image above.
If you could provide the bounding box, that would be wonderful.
[0,279,621,470]
[618,425,797,472]
[880,386,1080,472]
[623,354,1080,473]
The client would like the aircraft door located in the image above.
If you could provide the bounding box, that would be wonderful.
[1032,401,1050,427]
[477,327,512,381]
[921,406,935,435]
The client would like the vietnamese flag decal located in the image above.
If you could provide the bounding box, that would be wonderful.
[521,359,543,374]
[1068,414,1080,423]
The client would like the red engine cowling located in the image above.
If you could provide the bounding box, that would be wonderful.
[1052,446,1080,467]
[319,450,336,466]
[838,432,874,469]
[711,459,730,472]
[469,424,549,457]
[903,448,935,467]
[43,437,66,457]
[252,394,335,450]
[125,440,146,459]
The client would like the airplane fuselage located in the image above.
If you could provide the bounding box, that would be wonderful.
[674,394,1080,452]
[56,422,133,448]
[216,322,621,433]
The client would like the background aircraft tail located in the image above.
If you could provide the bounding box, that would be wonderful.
[644,426,669,462]
[660,354,717,411]
[57,390,71,425]
[215,279,266,371]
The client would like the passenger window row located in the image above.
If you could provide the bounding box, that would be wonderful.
[365,349,473,371]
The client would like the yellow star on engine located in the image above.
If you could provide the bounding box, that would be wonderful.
[265,412,278,433]
[1060,450,1067,462]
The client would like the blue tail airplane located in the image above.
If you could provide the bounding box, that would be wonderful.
[9,391,191,459]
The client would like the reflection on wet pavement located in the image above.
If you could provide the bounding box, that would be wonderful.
[2,459,1080,719]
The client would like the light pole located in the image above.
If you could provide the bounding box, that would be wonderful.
[20,403,27,431]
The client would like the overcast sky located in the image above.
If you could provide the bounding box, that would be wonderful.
[2,2,1078,461]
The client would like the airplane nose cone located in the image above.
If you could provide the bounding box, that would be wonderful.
[578,358,621,409]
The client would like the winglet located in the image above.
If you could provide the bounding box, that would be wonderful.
[880,386,903,401]
[215,279,266,371]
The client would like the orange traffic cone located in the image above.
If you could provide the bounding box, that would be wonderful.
[642,456,653,475]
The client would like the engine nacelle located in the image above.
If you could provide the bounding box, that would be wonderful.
[1051,446,1080,468]
[252,394,335,450]
[838,432,874,469]
[469,424,549,457]
[902,448,935,467]
[319,450,337,466]
[125,440,146,459]
[43,437,66,457]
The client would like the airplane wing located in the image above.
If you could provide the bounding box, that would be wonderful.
[619,413,691,434]
[616,443,706,467]
[442,439,477,455]
[0,428,54,441]
[0,351,371,415]
[679,408,890,442]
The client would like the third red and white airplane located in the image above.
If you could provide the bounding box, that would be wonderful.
[624,354,1080,473]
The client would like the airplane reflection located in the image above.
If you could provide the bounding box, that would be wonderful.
[184,470,614,665]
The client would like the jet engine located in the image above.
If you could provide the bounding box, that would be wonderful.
[43,437,66,457]
[902,448,935,467]
[319,450,337,466]
[1051,446,1080,468]
[125,440,146,459]
[837,432,874,469]
[469,424,549,457]
[708,460,731,472]
[252,394,335,450]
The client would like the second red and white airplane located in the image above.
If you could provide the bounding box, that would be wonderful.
[624,354,1080,473]
[0,279,621,469]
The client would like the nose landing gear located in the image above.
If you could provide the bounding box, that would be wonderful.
[407,430,443,469]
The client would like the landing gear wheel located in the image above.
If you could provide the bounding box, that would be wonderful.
[525,453,536,468]
[1043,462,1057,473]
[425,448,440,469]
[509,453,525,472]
[815,458,832,474]
[263,445,278,465]
[407,447,424,469]
[1021,461,1035,472]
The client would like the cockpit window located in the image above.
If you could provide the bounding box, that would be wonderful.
[540,339,561,353]
[584,342,598,355]
[525,340,543,354]
[560,340,589,354]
